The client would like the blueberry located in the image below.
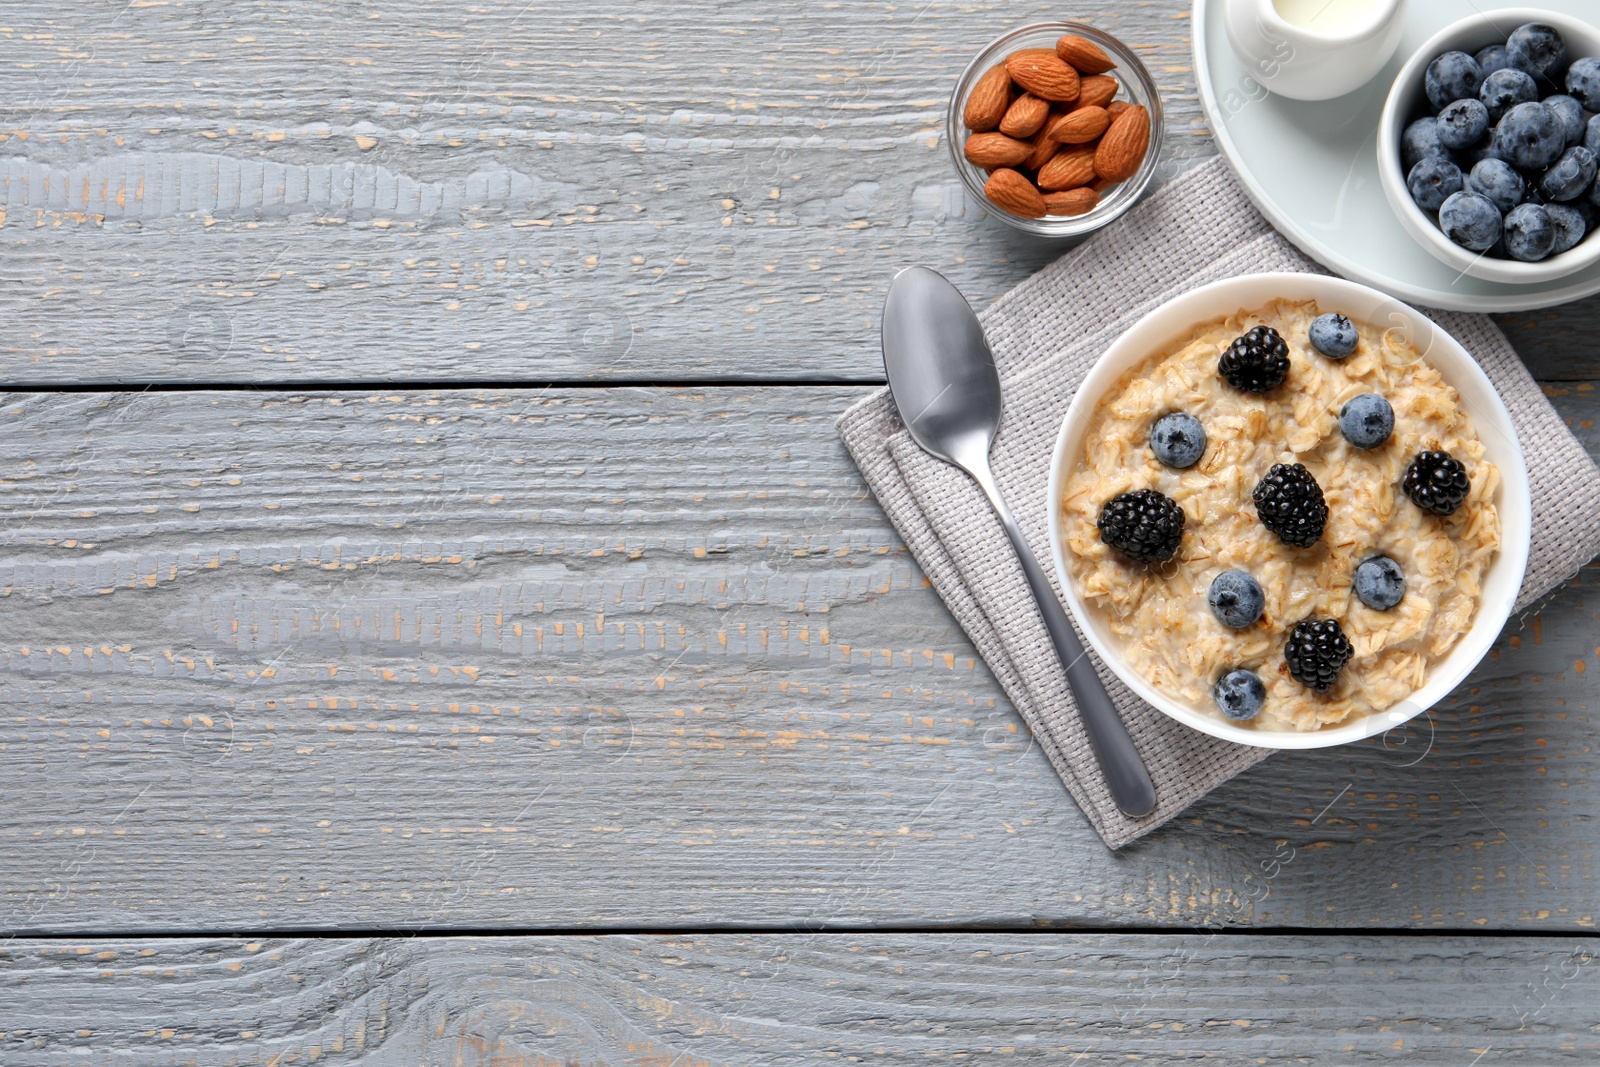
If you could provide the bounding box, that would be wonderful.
[1506,22,1566,83]
[1546,203,1588,254]
[1540,146,1598,203]
[1353,555,1406,611]
[1543,94,1586,147]
[1212,667,1269,722]
[1476,43,1514,77]
[1566,55,1600,110]
[1407,156,1464,212]
[1479,68,1538,123]
[1437,97,1490,150]
[1307,313,1358,359]
[1339,393,1394,450]
[1467,158,1526,213]
[1212,669,1266,721]
[1495,101,1566,171]
[1425,50,1483,112]
[1149,412,1207,469]
[1587,114,1600,155]
[1504,202,1556,261]
[1209,570,1265,630]
[1402,117,1452,171]
[1438,190,1503,251]
[1486,235,1509,259]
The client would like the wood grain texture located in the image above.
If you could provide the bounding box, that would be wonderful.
[1498,311,1600,382]
[2,933,1597,1064]
[2,385,1597,933]
[0,0,1252,384]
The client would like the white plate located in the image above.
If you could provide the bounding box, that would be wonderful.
[1192,0,1600,312]
[1046,273,1531,749]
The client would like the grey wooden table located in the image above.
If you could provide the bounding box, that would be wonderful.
[2,1,1597,1062]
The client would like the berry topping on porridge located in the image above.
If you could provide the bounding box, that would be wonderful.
[1354,555,1407,611]
[1253,462,1330,547]
[1149,411,1207,469]
[1309,313,1359,359]
[1208,570,1266,629]
[1284,617,1355,692]
[1096,488,1184,564]
[1219,324,1291,392]
[1403,449,1472,515]
[1339,393,1395,450]
[1213,669,1267,721]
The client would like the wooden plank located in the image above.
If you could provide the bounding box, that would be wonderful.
[1,933,1596,1064]
[0,0,1217,384]
[1,385,1597,932]
[2,0,1598,387]
[2,0,1595,385]
[0,0,1203,383]
[1499,310,1600,382]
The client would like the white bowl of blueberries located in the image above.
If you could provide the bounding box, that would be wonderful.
[1378,10,1600,283]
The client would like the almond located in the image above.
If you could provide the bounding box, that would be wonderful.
[1043,187,1099,216]
[1106,100,1132,117]
[998,93,1050,138]
[1076,75,1119,111]
[984,168,1047,218]
[1089,175,1115,193]
[964,131,1033,168]
[1005,48,1081,102]
[1047,105,1111,144]
[963,63,1012,132]
[1022,126,1061,172]
[1094,103,1150,182]
[1055,34,1116,75]
[1037,144,1097,191]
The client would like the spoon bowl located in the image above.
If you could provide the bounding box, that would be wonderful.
[882,266,1002,471]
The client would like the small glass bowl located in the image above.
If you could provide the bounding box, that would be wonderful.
[947,22,1165,237]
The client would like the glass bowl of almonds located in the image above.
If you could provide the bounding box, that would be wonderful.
[947,23,1164,237]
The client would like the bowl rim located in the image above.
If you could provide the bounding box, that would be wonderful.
[946,21,1165,238]
[1376,7,1600,284]
[1045,271,1532,750]
[1247,0,1402,46]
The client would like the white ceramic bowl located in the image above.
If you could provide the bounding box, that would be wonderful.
[1377,9,1600,285]
[1046,273,1531,750]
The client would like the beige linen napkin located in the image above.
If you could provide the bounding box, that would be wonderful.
[838,156,1600,849]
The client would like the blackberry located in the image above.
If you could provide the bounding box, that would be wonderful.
[1096,489,1184,564]
[1252,463,1328,547]
[1284,617,1353,692]
[1403,450,1471,515]
[1218,325,1291,393]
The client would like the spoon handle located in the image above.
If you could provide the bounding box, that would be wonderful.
[970,461,1158,819]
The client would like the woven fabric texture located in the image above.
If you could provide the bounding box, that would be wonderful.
[837,156,1600,849]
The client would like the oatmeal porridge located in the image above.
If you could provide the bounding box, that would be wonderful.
[1059,298,1502,731]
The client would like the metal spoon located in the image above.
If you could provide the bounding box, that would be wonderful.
[881,266,1157,818]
